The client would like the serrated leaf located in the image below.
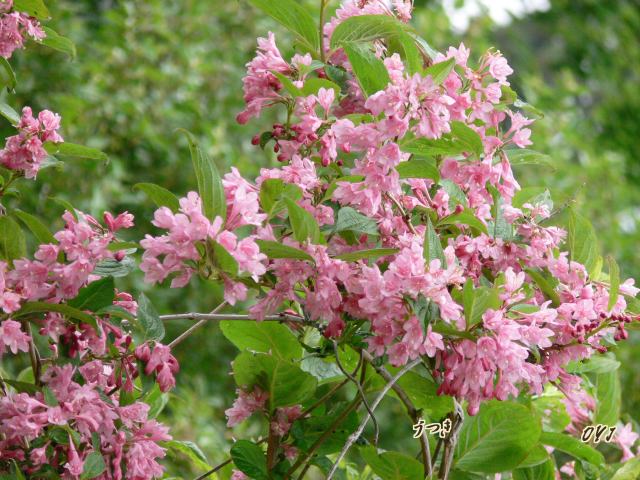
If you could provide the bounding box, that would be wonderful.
[525,268,561,307]
[285,198,323,244]
[12,209,55,244]
[539,432,604,467]
[513,458,555,480]
[211,240,239,276]
[248,0,319,53]
[40,27,76,58]
[0,216,26,265]
[611,458,640,480]
[506,149,554,169]
[134,183,181,213]
[80,451,106,480]
[0,58,16,91]
[567,207,599,276]
[439,209,489,235]
[454,401,541,473]
[221,321,302,360]
[230,440,268,480]
[463,283,500,327]
[450,121,483,157]
[424,57,456,85]
[301,78,341,97]
[334,206,378,236]
[255,239,314,262]
[330,14,410,49]
[594,369,620,426]
[360,447,423,480]
[342,43,390,97]
[93,256,136,278]
[395,371,453,419]
[14,301,96,327]
[333,247,398,262]
[14,0,50,19]
[0,101,19,124]
[137,293,164,341]
[607,256,620,311]
[163,440,211,471]
[68,277,115,312]
[396,158,440,182]
[44,142,108,161]
[179,129,226,223]
[423,217,446,267]
[232,352,317,410]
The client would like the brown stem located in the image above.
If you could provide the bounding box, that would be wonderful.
[22,321,42,386]
[167,302,227,349]
[195,438,267,480]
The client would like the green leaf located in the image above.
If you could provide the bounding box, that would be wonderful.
[12,209,55,244]
[566,206,599,276]
[360,447,423,480]
[3,379,39,394]
[272,71,302,97]
[450,121,484,158]
[14,301,96,327]
[301,78,341,97]
[396,158,440,182]
[163,440,211,471]
[517,444,551,468]
[439,209,489,235]
[330,15,410,49]
[246,0,319,54]
[44,142,108,161]
[342,43,390,97]
[220,321,302,360]
[43,386,59,406]
[40,27,76,58]
[69,277,115,312]
[134,183,180,213]
[525,268,561,307]
[255,239,314,262]
[14,0,50,18]
[0,216,26,265]
[424,57,456,85]
[488,184,514,240]
[513,458,556,480]
[211,240,239,276]
[334,247,399,262]
[145,384,169,418]
[334,206,379,236]
[93,256,136,278]
[230,440,268,480]
[395,371,453,419]
[0,58,17,91]
[179,129,227,222]
[454,400,541,473]
[285,198,323,244]
[506,149,554,169]
[569,353,621,374]
[539,432,604,467]
[259,179,302,216]
[611,458,640,480]
[137,293,165,341]
[300,356,344,383]
[423,217,446,267]
[49,196,78,221]
[607,256,621,311]
[531,395,571,433]
[463,283,501,327]
[440,179,468,208]
[594,369,620,426]
[386,32,422,75]
[80,451,106,480]
[0,101,19,124]
[232,352,317,410]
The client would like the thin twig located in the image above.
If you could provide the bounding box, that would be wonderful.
[161,312,304,323]
[285,397,362,480]
[326,359,421,480]
[333,343,379,445]
[168,302,227,349]
[438,399,464,480]
[361,350,432,478]
[23,321,42,386]
[299,377,350,418]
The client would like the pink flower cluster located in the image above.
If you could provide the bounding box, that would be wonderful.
[0,1,45,59]
[0,365,171,479]
[140,188,267,305]
[1,209,133,313]
[0,106,63,179]
[222,0,640,419]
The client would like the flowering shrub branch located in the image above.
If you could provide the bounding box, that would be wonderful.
[1,0,640,479]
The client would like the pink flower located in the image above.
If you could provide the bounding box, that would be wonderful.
[0,9,45,59]
[0,319,30,356]
[225,387,269,427]
[616,423,639,462]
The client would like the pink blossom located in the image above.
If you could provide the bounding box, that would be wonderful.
[0,319,30,356]
[616,423,639,462]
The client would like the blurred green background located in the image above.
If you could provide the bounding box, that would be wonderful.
[2,0,639,476]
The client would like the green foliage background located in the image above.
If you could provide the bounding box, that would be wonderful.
[3,0,639,476]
